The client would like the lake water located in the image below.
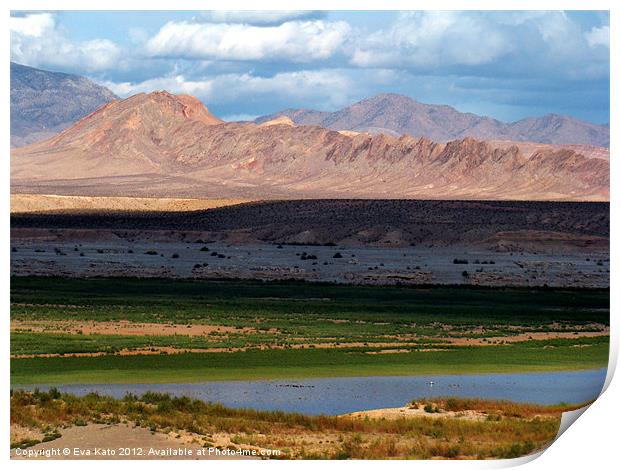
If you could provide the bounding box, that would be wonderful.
[29,368,607,416]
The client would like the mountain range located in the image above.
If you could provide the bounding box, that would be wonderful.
[10,62,118,147]
[11,63,609,150]
[11,91,609,201]
[256,93,610,148]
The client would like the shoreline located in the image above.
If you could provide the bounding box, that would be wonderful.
[11,363,608,387]
[9,390,589,459]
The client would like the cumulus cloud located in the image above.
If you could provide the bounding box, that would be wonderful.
[9,12,54,37]
[102,74,214,97]
[102,69,367,112]
[145,20,351,62]
[586,25,610,48]
[350,11,609,80]
[8,10,610,123]
[218,70,355,106]
[200,11,324,26]
[351,12,512,68]
[10,12,121,72]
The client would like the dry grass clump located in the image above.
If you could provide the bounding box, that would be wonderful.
[10,389,572,459]
[432,397,584,418]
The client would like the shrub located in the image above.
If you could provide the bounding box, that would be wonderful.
[11,439,41,449]
[42,431,62,442]
[333,252,343,258]
[424,404,439,413]
[453,258,469,264]
[444,398,459,411]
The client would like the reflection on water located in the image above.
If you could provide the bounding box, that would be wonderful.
[30,368,606,416]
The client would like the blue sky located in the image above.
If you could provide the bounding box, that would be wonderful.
[10,10,610,124]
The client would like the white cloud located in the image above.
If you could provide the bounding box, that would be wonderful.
[102,75,213,97]
[351,11,512,68]
[200,11,322,26]
[8,10,610,123]
[10,13,121,72]
[102,69,359,110]
[349,11,607,79]
[145,20,351,62]
[533,12,586,59]
[586,25,610,48]
[128,27,149,44]
[9,13,55,37]
[222,70,355,106]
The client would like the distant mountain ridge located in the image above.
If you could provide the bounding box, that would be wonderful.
[12,92,609,202]
[256,93,609,148]
[10,62,118,147]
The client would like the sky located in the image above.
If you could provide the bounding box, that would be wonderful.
[9,10,610,124]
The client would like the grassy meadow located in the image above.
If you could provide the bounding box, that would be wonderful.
[10,277,609,384]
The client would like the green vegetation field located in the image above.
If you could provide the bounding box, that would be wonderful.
[10,277,609,384]
[11,339,609,385]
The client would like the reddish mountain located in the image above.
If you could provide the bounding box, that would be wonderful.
[256,93,610,148]
[11,91,609,201]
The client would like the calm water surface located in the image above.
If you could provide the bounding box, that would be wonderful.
[30,369,606,416]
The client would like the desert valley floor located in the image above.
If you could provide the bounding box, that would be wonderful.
[11,198,609,288]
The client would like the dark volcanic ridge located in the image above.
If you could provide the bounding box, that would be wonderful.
[11,199,609,250]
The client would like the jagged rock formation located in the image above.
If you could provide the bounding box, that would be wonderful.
[256,93,610,148]
[11,91,609,201]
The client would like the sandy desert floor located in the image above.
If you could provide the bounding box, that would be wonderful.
[10,198,609,287]
[11,194,254,213]
[11,423,258,460]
